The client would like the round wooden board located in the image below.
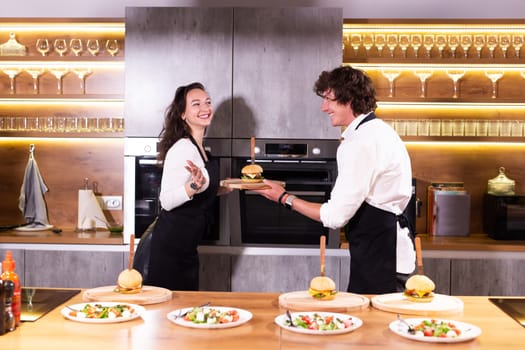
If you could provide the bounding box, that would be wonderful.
[371,292,464,316]
[279,291,369,312]
[220,179,285,190]
[83,285,172,305]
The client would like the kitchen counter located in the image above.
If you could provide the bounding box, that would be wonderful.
[0,228,123,245]
[1,290,524,350]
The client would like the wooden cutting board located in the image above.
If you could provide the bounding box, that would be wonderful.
[83,285,172,305]
[371,292,464,316]
[279,291,369,312]
[220,179,285,190]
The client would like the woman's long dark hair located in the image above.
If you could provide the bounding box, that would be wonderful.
[157,82,206,162]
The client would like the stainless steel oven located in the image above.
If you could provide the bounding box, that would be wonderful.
[228,138,340,248]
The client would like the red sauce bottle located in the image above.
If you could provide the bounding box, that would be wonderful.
[1,251,21,327]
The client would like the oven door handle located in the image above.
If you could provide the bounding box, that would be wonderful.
[244,190,326,196]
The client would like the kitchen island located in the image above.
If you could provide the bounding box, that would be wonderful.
[1,290,524,350]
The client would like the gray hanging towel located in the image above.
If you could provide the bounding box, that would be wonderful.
[18,145,50,227]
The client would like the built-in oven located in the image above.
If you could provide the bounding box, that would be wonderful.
[228,139,341,248]
[123,137,231,244]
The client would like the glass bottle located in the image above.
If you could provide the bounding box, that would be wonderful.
[3,280,15,332]
[1,251,21,327]
[0,278,5,335]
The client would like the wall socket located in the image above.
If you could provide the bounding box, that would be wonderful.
[96,195,123,210]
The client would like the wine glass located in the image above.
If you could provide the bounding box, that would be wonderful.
[71,67,93,95]
[447,34,460,58]
[374,34,386,57]
[1,66,22,94]
[386,34,398,58]
[54,39,68,57]
[410,34,422,58]
[512,34,523,58]
[499,34,510,59]
[460,34,472,58]
[485,70,504,99]
[87,39,100,56]
[381,69,400,97]
[70,39,83,56]
[423,34,434,58]
[48,67,69,94]
[105,40,120,56]
[446,69,466,98]
[398,34,410,58]
[36,39,50,56]
[486,34,498,59]
[435,34,447,58]
[362,34,374,57]
[413,69,433,98]
[25,67,46,94]
[350,34,362,57]
[473,34,485,58]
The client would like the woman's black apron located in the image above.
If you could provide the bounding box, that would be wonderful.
[147,136,220,291]
[344,113,410,294]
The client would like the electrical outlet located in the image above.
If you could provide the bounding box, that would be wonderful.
[97,195,123,210]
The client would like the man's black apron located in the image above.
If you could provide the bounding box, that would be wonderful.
[344,113,411,294]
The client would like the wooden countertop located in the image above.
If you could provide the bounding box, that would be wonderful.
[0,228,123,245]
[2,290,524,350]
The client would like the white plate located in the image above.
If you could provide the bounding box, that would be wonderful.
[389,318,482,343]
[61,302,145,324]
[167,306,252,329]
[274,311,363,335]
[15,224,53,232]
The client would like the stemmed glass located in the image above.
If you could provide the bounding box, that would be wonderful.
[48,67,69,94]
[460,35,472,58]
[71,67,92,95]
[381,69,401,97]
[435,34,447,58]
[105,40,120,56]
[70,39,83,56]
[473,34,485,58]
[350,34,362,57]
[25,67,46,94]
[447,34,460,58]
[1,66,22,94]
[36,39,50,56]
[398,34,410,58]
[362,34,374,57]
[386,34,398,58]
[423,34,434,58]
[446,69,466,98]
[512,34,523,58]
[413,69,434,98]
[374,34,386,57]
[410,34,422,58]
[499,34,510,59]
[485,70,504,99]
[54,39,68,57]
[87,39,100,56]
[486,34,498,59]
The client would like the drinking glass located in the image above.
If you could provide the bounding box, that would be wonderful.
[362,34,374,57]
[417,119,430,136]
[473,34,485,58]
[70,39,83,56]
[25,67,46,94]
[452,119,465,136]
[54,39,68,57]
[71,67,93,95]
[423,34,434,58]
[510,120,522,137]
[499,34,511,59]
[410,34,422,58]
[487,120,500,136]
[374,34,386,57]
[48,67,69,94]
[405,120,418,136]
[464,120,477,136]
[36,38,50,56]
[398,34,410,58]
[499,120,511,137]
[435,34,447,58]
[476,119,488,136]
[87,39,100,56]
[512,34,523,58]
[429,119,441,136]
[486,34,498,59]
[105,39,120,56]
[381,69,400,97]
[413,69,433,98]
[446,69,466,98]
[1,66,22,94]
[485,70,504,99]
[521,70,525,81]
[350,34,362,57]
[441,119,453,136]
[394,119,407,136]
[386,34,398,58]
[460,34,472,58]
[447,34,460,58]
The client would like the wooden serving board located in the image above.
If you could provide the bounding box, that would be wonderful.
[83,285,172,305]
[279,291,369,312]
[371,292,464,316]
[220,178,285,190]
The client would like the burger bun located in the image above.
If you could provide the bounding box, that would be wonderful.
[241,164,263,183]
[116,268,143,294]
[308,276,337,300]
[404,274,435,303]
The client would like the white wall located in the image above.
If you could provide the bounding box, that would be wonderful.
[4,0,525,19]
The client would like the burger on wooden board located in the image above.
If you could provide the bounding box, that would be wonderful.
[308,276,338,300]
[241,163,264,183]
[403,274,435,302]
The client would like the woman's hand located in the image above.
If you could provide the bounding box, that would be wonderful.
[185,160,206,190]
